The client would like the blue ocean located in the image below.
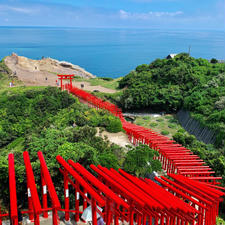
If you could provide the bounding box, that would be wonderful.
[0,27,224,78]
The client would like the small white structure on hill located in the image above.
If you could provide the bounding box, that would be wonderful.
[166,54,177,59]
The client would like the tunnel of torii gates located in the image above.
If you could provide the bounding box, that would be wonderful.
[0,76,225,225]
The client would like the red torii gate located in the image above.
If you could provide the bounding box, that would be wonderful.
[90,165,198,225]
[8,154,18,225]
[60,160,199,225]
[161,174,224,225]
[56,155,105,225]
[57,74,75,90]
[0,152,62,225]
[57,158,130,225]
[0,154,19,225]
[1,152,224,225]
[66,84,123,117]
[23,151,42,225]
[38,152,61,224]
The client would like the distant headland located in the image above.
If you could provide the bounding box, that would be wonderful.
[3,53,95,86]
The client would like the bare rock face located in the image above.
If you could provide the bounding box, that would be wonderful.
[4,53,95,86]
[17,56,40,72]
[6,53,95,78]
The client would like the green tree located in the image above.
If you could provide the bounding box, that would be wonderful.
[104,115,123,133]
[210,58,218,64]
[97,152,120,170]
[123,144,161,177]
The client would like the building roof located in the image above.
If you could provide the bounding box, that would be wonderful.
[166,54,177,59]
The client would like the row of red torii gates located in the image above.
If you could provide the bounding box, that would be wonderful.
[61,75,223,184]
[0,75,224,225]
[0,151,224,225]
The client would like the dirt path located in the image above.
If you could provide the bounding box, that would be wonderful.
[73,81,117,93]
[96,128,131,147]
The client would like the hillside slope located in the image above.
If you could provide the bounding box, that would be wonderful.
[118,53,225,147]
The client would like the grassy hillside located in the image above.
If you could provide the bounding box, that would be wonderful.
[0,83,160,210]
[73,76,121,90]
[133,114,184,138]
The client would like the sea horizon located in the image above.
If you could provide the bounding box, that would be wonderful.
[1,25,225,31]
[1,26,224,78]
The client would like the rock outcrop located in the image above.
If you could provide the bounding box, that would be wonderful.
[5,53,95,79]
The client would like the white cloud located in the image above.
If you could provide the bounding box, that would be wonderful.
[0,5,34,14]
[9,7,32,14]
[0,1,223,30]
[119,10,183,20]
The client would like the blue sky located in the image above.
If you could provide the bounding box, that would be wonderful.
[0,0,224,29]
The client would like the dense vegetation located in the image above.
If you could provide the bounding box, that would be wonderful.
[119,53,225,111]
[118,54,225,146]
[0,86,160,209]
[184,72,225,146]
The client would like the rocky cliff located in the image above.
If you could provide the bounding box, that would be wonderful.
[4,53,95,86]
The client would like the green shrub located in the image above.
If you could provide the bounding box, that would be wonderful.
[216,217,225,225]
[97,152,119,170]
[161,130,169,135]
[0,87,76,148]
[210,58,218,64]
[105,116,123,133]
[75,114,87,126]
[150,122,158,127]
[123,144,161,177]
[168,123,176,129]
[119,54,225,112]
[156,118,164,122]
[168,118,178,124]
[173,132,186,145]
[177,128,186,133]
